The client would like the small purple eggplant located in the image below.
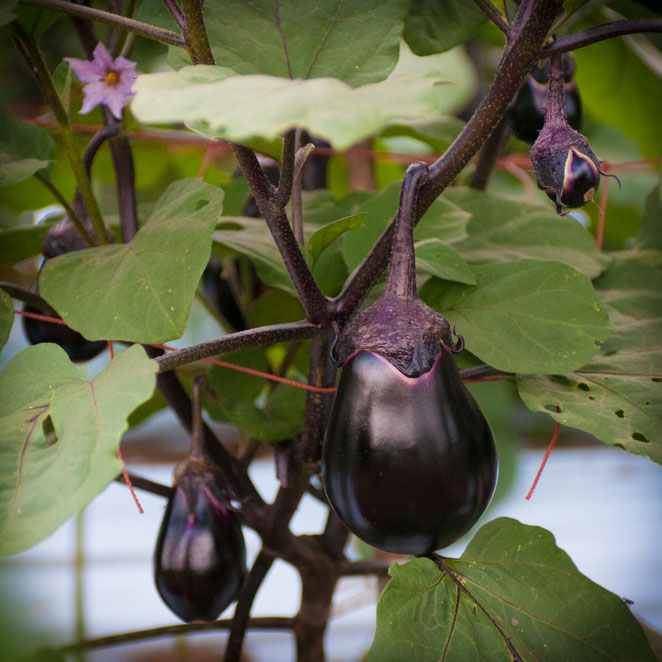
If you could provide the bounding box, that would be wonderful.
[154,463,247,623]
[508,54,582,145]
[154,377,247,623]
[529,53,615,215]
[322,162,497,555]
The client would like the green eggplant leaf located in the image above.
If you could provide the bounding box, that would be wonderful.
[168,0,408,87]
[132,66,453,150]
[445,187,612,279]
[518,251,662,464]
[420,259,612,374]
[369,518,655,661]
[415,239,476,285]
[0,344,156,557]
[40,179,223,344]
[307,213,366,267]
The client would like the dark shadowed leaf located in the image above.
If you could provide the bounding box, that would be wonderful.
[0,289,13,351]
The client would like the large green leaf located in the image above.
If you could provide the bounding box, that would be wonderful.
[404,0,487,55]
[169,0,408,87]
[342,182,470,272]
[0,289,12,351]
[445,187,611,279]
[420,259,612,374]
[132,66,453,150]
[40,179,223,344]
[0,107,54,186]
[635,186,662,251]
[518,251,662,463]
[369,518,655,662]
[0,344,157,557]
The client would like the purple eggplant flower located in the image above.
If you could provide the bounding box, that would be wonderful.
[65,43,137,119]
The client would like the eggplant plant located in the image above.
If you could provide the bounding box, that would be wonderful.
[0,2,660,662]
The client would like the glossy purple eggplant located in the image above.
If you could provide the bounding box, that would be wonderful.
[154,464,247,623]
[322,350,497,555]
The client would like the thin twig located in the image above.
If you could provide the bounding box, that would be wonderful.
[48,617,295,655]
[18,0,187,48]
[224,549,277,661]
[162,0,187,33]
[543,19,662,56]
[115,472,172,498]
[473,0,510,34]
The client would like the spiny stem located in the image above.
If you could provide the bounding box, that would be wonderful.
[544,53,567,129]
[17,0,186,48]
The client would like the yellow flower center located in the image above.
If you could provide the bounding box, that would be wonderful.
[104,71,120,86]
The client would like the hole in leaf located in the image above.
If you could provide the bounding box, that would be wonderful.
[549,375,572,385]
[614,410,624,418]
[652,378,662,383]
[194,199,209,211]
[588,396,595,400]
[577,383,590,391]
[544,404,559,412]
[632,432,649,443]
[603,350,617,356]
[41,416,57,447]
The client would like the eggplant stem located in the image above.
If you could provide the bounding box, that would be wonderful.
[384,162,429,301]
[190,374,206,462]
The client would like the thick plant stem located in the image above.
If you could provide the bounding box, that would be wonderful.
[11,24,108,245]
[544,53,567,128]
[18,0,186,48]
[182,0,214,64]
[232,144,330,324]
[155,321,323,372]
[333,0,563,320]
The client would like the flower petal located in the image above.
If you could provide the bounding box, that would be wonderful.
[92,42,114,71]
[65,57,104,83]
[104,88,128,119]
[80,80,107,114]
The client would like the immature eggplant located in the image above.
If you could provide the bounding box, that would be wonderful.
[22,216,109,362]
[322,162,497,556]
[154,377,247,622]
[22,304,106,362]
[154,463,247,622]
[529,53,614,215]
[508,53,582,144]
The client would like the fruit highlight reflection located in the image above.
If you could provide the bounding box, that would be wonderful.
[322,163,497,556]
